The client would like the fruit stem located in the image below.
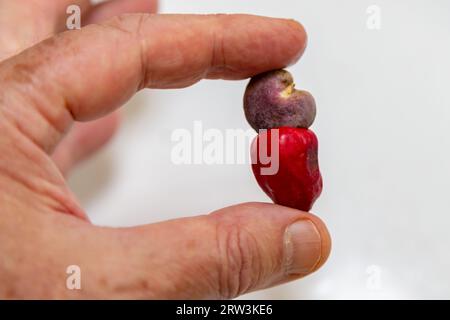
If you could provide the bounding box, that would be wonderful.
[280,83,295,98]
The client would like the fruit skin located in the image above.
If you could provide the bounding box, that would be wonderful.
[244,69,316,131]
[251,127,322,212]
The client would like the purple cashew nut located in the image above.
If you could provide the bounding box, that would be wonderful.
[243,69,316,131]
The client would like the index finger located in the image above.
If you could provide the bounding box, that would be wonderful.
[0,14,307,152]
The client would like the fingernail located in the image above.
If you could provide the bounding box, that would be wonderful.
[284,219,322,275]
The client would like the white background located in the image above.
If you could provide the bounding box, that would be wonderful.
[70,0,450,299]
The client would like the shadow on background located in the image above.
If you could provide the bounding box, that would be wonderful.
[68,91,154,207]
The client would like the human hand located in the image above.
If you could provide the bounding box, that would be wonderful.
[0,0,331,299]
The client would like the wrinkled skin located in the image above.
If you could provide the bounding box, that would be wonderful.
[251,128,322,212]
[244,69,316,131]
[0,0,331,300]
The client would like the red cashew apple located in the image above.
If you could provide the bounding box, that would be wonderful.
[244,69,322,211]
[251,127,322,212]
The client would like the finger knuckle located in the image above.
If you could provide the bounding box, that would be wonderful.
[213,216,263,299]
[100,13,153,37]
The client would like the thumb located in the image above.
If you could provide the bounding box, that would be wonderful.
[114,202,331,299]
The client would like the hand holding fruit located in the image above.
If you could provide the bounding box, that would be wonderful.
[0,6,331,299]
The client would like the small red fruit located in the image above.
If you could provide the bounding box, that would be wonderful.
[251,127,322,212]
